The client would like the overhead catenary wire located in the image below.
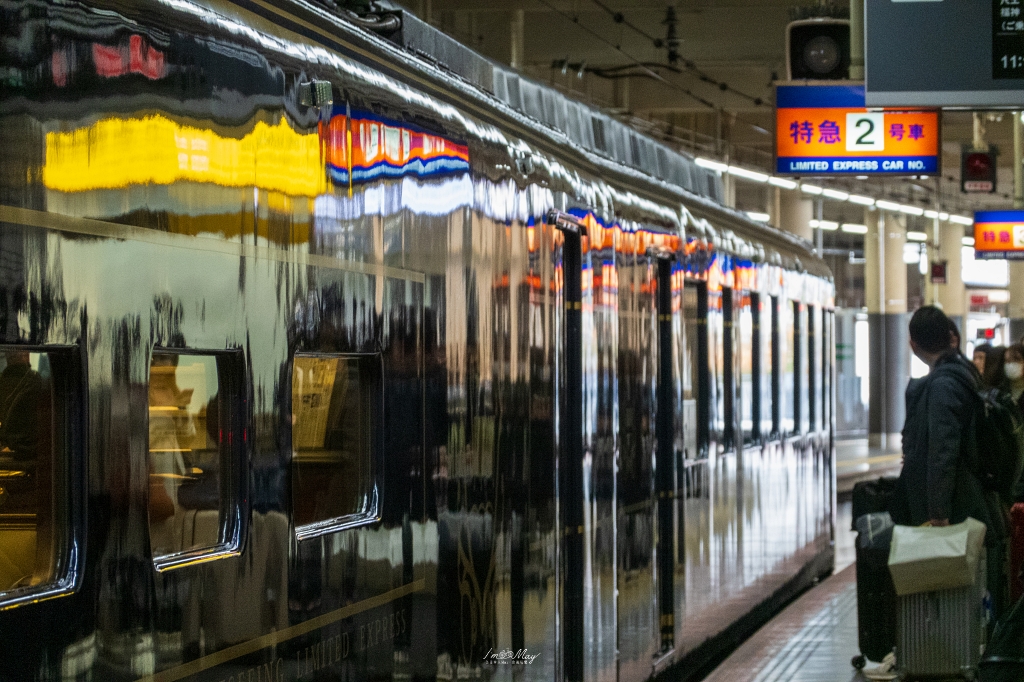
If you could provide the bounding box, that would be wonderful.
[534,0,717,110]
[534,0,770,136]
[585,0,771,107]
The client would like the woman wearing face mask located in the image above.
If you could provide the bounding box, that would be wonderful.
[1004,345,1024,411]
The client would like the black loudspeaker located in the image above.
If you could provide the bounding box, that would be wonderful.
[786,19,851,81]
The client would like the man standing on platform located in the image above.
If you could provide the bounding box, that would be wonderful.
[897,305,1007,618]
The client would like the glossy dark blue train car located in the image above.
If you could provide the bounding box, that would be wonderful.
[0,1,836,680]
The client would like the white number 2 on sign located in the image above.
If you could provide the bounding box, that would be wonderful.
[846,112,885,152]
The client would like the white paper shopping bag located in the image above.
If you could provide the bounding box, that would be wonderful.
[887,517,987,596]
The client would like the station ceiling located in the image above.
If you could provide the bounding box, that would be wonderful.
[393,1,1019,222]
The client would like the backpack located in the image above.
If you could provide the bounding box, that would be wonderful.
[970,385,1024,504]
[947,366,1024,504]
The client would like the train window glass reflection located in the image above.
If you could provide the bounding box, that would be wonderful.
[809,305,820,433]
[292,355,379,535]
[761,296,774,438]
[738,295,754,444]
[781,300,795,435]
[798,303,809,434]
[682,285,700,459]
[148,352,238,565]
[0,351,56,594]
[708,288,725,447]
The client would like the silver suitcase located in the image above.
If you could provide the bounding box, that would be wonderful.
[896,553,987,678]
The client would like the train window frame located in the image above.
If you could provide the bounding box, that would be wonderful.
[0,345,84,609]
[290,352,382,541]
[147,348,247,573]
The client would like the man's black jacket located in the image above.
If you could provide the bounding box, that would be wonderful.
[899,351,1003,542]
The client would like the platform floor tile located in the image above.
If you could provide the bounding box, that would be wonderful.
[704,564,870,682]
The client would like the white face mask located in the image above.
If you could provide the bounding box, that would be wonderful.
[1007,362,1024,381]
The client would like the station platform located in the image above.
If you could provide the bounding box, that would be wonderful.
[836,439,902,497]
[703,562,866,682]
[700,439,898,682]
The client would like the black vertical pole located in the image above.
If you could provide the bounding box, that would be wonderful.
[751,293,761,443]
[808,305,817,433]
[550,211,584,682]
[793,302,802,434]
[771,296,780,437]
[723,288,735,450]
[655,256,675,651]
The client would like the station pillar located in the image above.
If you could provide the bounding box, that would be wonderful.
[864,210,908,449]
[509,9,525,69]
[1012,112,1024,344]
[937,221,966,347]
[1009,263,1024,344]
[778,189,813,242]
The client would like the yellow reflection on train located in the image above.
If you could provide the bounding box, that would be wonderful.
[43,115,325,196]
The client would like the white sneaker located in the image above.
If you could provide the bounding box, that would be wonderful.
[862,652,897,681]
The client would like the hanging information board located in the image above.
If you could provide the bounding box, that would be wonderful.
[776,85,940,176]
[974,210,1024,260]
[866,0,1024,107]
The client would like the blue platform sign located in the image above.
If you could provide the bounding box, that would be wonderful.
[776,85,940,176]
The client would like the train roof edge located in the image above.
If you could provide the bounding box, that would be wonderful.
[369,2,830,279]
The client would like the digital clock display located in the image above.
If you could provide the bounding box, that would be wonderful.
[994,0,1024,79]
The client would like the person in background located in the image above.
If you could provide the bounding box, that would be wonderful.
[1002,345,1024,414]
[897,306,1008,618]
[982,345,1009,390]
[975,342,992,376]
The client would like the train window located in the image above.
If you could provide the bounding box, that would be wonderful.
[291,354,380,538]
[148,351,244,568]
[738,294,755,445]
[780,300,795,434]
[708,288,724,447]
[0,350,61,597]
[809,305,820,433]
[797,303,810,434]
[759,295,773,438]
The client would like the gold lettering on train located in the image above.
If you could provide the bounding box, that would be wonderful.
[295,608,407,679]
[213,658,282,682]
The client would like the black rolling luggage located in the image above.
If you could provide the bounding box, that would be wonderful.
[981,595,1024,682]
[852,512,898,669]
[851,476,901,529]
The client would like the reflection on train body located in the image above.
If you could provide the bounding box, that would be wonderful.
[0,1,836,680]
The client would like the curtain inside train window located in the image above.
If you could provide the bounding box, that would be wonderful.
[291,355,380,537]
[148,351,243,568]
[0,351,55,594]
